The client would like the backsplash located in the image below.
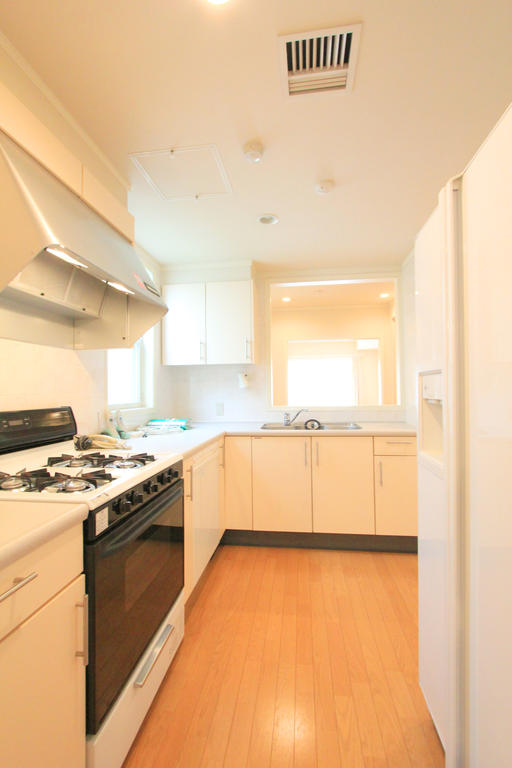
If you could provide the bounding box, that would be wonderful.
[0,339,106,433]
[154,362,408,424]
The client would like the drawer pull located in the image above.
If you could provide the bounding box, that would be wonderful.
[0,571,38,603]
[386,441,413,444]
[134,624,175,688]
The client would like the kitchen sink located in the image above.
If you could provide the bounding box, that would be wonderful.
[260,422,362,430]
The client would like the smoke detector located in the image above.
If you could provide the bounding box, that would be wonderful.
[244,140,264,163]
[314,179,335,195]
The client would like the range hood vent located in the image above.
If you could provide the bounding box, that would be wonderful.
[0,131,167,350]
[279,24,361,96]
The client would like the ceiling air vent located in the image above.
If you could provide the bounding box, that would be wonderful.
[279,24,361,96]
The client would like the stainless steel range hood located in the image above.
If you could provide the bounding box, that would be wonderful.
[0,130,167,349]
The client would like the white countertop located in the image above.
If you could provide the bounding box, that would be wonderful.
[0,420,416,567]
[0,500,88,570]
[127,421,417,458]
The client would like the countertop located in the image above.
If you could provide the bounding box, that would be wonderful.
[127,421,417,459]
[0,420,416,567]
[0,500,88,570]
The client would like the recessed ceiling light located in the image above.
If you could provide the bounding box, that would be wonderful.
[258,213,279,225]
[282,297,291,302]
[380,292,391,299]
[207,0,230,4]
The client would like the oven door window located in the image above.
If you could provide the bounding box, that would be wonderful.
[86,482,184,733]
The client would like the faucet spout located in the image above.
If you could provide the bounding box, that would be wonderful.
[283,408,309,426]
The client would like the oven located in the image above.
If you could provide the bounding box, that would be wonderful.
[84,467,184,734]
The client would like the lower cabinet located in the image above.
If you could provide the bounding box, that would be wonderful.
[224,436,252,530]
[374,455,418,535]
[312,437,375,534]
[252,436,312,532]
[0,574,86,768]
[184,442,223,600]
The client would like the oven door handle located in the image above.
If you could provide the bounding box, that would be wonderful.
[102,482,183,556]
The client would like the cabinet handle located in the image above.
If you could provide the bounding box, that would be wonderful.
[385,440,413,444]
[75,594,89,666]
[379,461,383,486]
[220,443,225,468]
[186,467,193,501]
[0,571,38,603]
[316,442,319,466]
[244,338,252,361]
[134,624,175,688]
[199,341,206,362]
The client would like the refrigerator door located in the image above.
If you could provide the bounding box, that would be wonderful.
[462,104,512,768]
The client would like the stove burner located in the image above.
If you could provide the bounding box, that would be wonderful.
[0,475,30,491]
[48,454,94,468]
[105,459,143,470]
[46,477,96,494]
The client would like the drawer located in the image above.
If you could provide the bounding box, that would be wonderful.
[0,524,82,641]
[374,436,417,456]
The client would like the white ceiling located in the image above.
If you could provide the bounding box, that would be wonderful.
[271,280,395,308]
[1,1,511,269]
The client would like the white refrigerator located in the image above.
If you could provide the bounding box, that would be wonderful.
[416,103,512,768]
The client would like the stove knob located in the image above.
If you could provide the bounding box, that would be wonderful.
[150,482,159,493]
[118,499,132,514]
[133,492,144,505]
[172,469,180,479]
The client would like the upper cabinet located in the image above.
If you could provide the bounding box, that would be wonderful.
[162,279,255,365]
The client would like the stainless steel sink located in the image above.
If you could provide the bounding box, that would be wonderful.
[260,422,362,430]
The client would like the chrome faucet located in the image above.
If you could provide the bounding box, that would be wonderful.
[283,408,308,426]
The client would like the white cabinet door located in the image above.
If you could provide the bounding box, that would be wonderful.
[0,575,86,768]
[374,455,417,536]
[252,437,312,532]
[312,437,375,534]
[162,283,206,365]
[206,280,254,364]
[185,445,221,600]
[224,436,253,530]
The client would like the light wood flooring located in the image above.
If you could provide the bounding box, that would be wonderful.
[123,545,444,768]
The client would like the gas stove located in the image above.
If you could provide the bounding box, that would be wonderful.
[0,408,183,514]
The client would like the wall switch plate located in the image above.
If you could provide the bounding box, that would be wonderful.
[216,402,224,416]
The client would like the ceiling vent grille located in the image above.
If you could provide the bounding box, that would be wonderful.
[279,24,361,96]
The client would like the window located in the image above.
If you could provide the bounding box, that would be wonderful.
[107,327,154,409]
[288,356,356,406]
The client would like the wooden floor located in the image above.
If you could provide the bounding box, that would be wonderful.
[123,545,444,768]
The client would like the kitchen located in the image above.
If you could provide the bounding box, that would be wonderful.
[0,2,511,767]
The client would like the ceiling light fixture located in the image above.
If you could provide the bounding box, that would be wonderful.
[282,297,291,302]
[207,0,231,4]
[243,140,264,163]
[380,292,390,299]
[45,246,88,269]
[107,281,135,295]
[258,213,279,225]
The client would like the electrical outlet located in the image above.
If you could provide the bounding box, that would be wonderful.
[216,402,224,417]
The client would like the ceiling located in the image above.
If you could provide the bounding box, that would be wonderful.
[0,1,511,269]
[271,280,395,308]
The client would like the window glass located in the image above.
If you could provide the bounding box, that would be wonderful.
[107,341,142,407]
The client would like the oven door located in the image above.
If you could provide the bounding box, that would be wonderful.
[85,480,184,733]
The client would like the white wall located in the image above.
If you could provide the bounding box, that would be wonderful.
[0,339,106,433]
